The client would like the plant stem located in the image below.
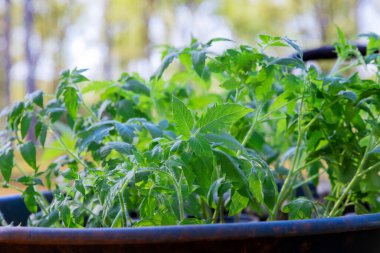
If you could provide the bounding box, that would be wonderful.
[212,197,222,224]
[328,135,373,217]
[81,99,99,122]
[270,92,305,220]
[236,103,263,156]
[118,192,128,227]
[48,124,87,168]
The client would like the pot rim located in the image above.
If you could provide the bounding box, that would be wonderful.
[1,194,380,246]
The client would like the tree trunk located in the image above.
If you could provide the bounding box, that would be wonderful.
[24,0,37,94]
[3,0,12,106]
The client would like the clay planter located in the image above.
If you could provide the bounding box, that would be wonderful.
[1,194,380,253]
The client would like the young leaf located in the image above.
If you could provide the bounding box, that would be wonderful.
[191,50,206,77]
[19,141,37,171]
[199,104,252,133]
[63,86,79,119]
[172,96,194,139]
[282,197,315,220]
[151,51,178,80]
[0,148,14,182]
[189,135,213,157]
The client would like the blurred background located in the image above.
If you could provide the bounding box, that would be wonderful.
[1,0,380,110]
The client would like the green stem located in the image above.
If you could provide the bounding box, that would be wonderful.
[236,103,263,157]
[357,160,380,177]
[292,169,326,190]
[270,92,306,220]
[212,197,222,224]
[329,58,343,76]
[81,99,99,122]
[328,135,373,217]
[118,192,128,227]
[49,124,87,168]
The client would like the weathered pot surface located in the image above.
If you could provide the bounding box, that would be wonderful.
[1,194,380,253]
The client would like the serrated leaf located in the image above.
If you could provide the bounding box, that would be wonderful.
[282,37,302,59]
[199,104,252,133]
[189,135,213,157]
[172,96,194,139]
[248,169,263,203]
[228,190,249,216]
[142,122,163,138]
[76,122,114,151]
[338,90,357,102]
[192,50,206,77]
[98,142,133,159]
[19,141,37,171]
[122,78,150,96]
[115,123,135,143]
[215,150,248,190]
[75,179,86,196]
[63,86,79,119]
[152,51,178,80]
[205,132,244,151]
[282,197,314,220]
[0,148,14,182]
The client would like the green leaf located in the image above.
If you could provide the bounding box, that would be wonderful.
[76,122,114,151]
[115,123,135,143]
[282,197,314,220]
[199,104,252,133]
[98,142,134,159]
[282,37,302,59]
[0,148,14,182]
[228,190,249,216]
[62,168,78,180]
[122,78,150,96]
[189,135,213,157]
[215,150,248,190]
[338,90,357,102]
[63,86,79,119]
[23,186,38,213]
[20,112,33,139]
[207,177,225,207]
[172,96,194,139]
[191,50,206,77]
[248,169,263,203]
[28,90,44,108]
[75,179,86,196]
[152,51,178,80]
[261,165,278,211]
[39,123,48,147]
[205,133,244,151]
[19,141,37,171]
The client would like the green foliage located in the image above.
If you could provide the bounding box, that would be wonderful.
[1,33,380,228]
